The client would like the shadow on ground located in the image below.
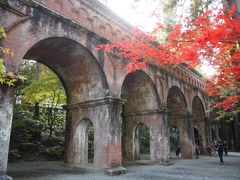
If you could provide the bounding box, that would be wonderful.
[7,162,89,179]
[7,154,240,180]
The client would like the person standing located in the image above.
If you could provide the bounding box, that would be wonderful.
[210,141,216,156]
[195,146,200,159]
[217,140,224,164]
[176,146,180,158]
[223,140,228,155]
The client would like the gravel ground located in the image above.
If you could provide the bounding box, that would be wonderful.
[7,154,240,180]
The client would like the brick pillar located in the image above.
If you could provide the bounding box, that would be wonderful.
[123,109,169,164]
[96,98,124,168]
[150,109,169,164]
[0,87,15,180]
[180,113,195,159]
[64,97,125,169]
[199,120,208,155]
[215,124,220,140]
[202,111,211,155]
[64,110,80,166]
[123,120,135,161]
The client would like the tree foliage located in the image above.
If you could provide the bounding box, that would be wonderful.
[21,65,66,107]
[99,3,240,111]
[18,61,66,137]
[9,62,67,162]
[0,25,25,86]
[139,124,150,154]
[9,105,65,162]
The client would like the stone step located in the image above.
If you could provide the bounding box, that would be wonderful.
[104,166,127,176]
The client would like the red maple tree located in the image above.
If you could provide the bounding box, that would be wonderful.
[99,4,240,110]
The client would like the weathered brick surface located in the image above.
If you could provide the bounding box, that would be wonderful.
[64,97,124,168]
[0,88,15,175]
[0,0,211,177]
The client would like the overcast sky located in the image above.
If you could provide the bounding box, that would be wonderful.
[98,0,158,31]
[98,0,215,76]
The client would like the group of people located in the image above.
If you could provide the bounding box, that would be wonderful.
[210,140,228,164]
[175,140,228,165]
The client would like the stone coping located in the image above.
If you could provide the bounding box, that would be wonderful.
[125,108,168,116]
[62,96,126,110]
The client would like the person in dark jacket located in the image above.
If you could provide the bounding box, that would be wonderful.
[217,140,224,164]
[223,140,228,155]
[176,146,180,158]
[195,146,200,159]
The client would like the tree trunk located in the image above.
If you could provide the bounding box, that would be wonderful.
[33,102,40,120]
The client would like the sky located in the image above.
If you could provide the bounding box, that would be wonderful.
[98,0,216,76]
[98,0,158,31]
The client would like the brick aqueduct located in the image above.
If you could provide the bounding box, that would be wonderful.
[0,0,211,177]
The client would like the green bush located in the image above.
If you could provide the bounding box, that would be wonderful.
[10,106,43,149]
[9,105,66,162]
[88,125,94,159]
[18,143,39,153]
[43,146,64,161]
[139,124,150,154]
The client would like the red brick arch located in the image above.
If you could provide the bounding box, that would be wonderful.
[2,18,109,104]
[121,70,160,113]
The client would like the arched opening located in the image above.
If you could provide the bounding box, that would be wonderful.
[121,70,160,162]
[133,123,150,160]
[76,119,94,164]
[23,37,108,104]
[8,60,67,163]
[8,37,108,173]
[121,70,160,113]
[169,125,180,158]
[167,86,191,158]
[192,96,207,154]
[194,127,200,146]
[87,123,94,163]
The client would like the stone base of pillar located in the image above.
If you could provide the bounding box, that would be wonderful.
[200,146,209,155]
[0,175,13,180]
[104,166,127,176]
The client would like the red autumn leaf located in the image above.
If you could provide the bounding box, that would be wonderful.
[98,4,240,110]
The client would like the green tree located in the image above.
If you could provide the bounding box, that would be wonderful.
[22,68,66,107]
[9,61,67,162]
[21,63,66,137]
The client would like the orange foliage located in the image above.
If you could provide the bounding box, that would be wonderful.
[99,5,240,110]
